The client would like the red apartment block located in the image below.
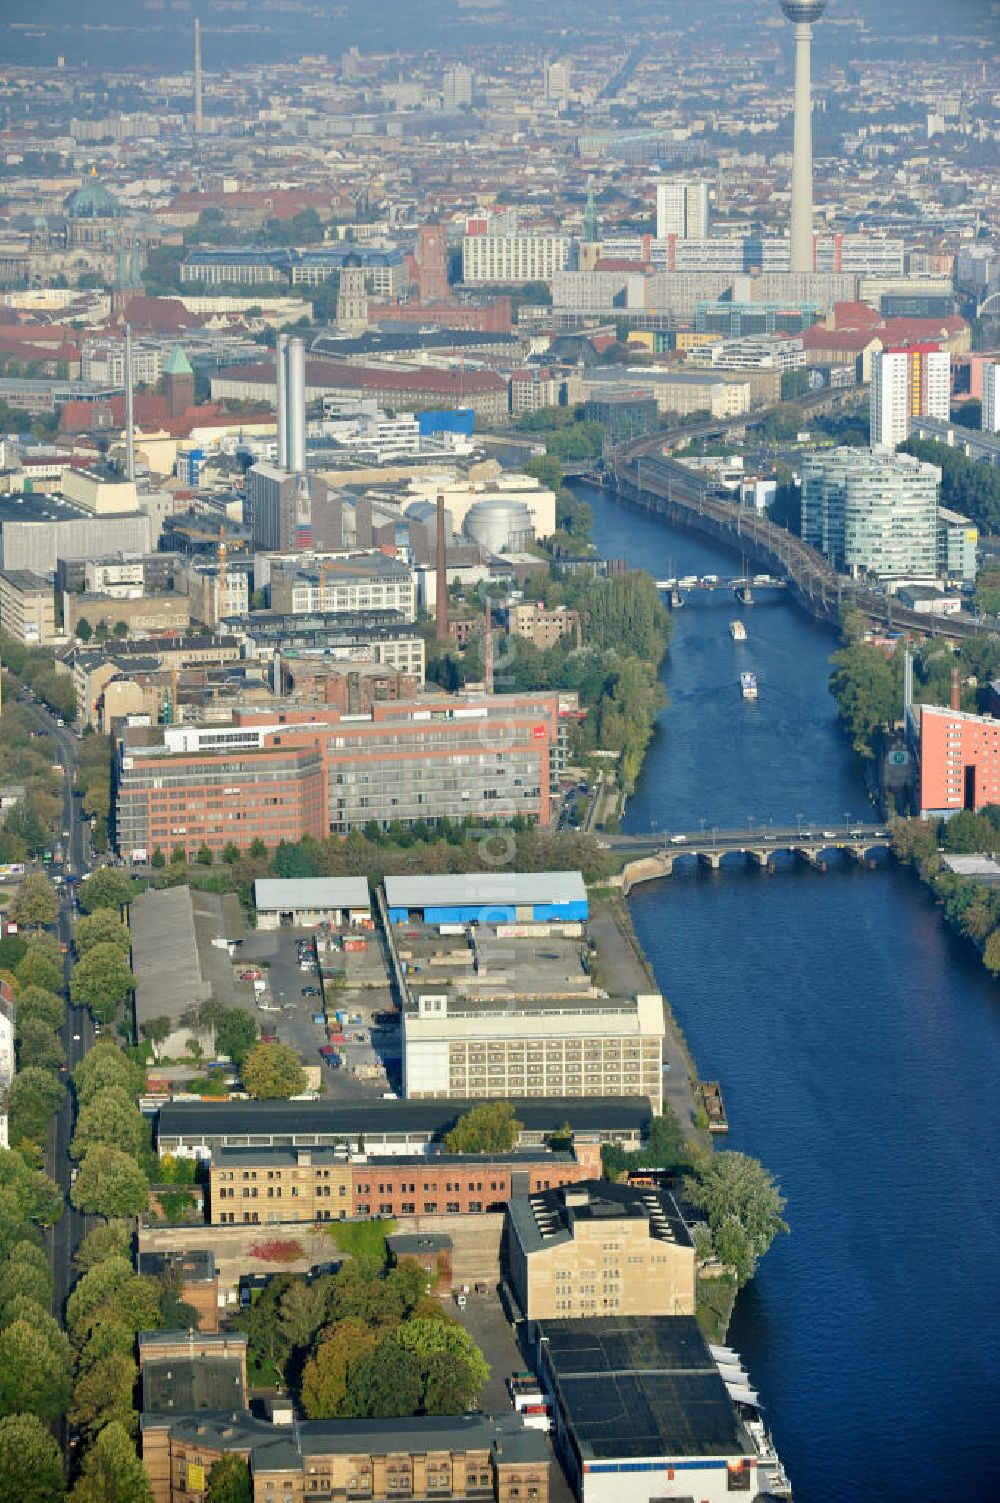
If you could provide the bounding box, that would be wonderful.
[918,703,1000,816]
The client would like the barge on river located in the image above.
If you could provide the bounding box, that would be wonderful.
[700,1080,729,1133]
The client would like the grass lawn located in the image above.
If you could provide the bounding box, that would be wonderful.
[325,1217,397,1264]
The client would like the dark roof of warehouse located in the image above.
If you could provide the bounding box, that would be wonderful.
[156,1096,652,1142]
[539,1317,748,1461]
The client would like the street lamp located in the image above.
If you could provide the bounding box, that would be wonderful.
[796,812,803,836]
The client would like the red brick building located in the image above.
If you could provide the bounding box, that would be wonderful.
[114,691,567,859]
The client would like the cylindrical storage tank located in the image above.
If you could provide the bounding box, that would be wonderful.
[287,337,307,473]
[464,498,534,554]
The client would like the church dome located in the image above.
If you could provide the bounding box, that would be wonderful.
[64,178,120,220]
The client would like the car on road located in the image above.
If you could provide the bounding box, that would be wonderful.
[56,718,65,727]
[821,830,837,839]
[669,834,688,844]
[302,985,320,997]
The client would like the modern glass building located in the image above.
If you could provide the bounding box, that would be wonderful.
[801,448,940,581]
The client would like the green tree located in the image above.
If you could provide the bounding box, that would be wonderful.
[73,1043,146,1105]
[197,844,213,865]
[215,1008,258,1067]
[0,1411,66,1503]
[684,1151,788,1287]
[170,845,187,866]
[78,868,135,914]
[66,1257,135,1332]
[14,986,64,1031]
[0,1317,73,1419]
[0,1251,52,1319]
[74,908,131,957]
[444,1101,522,1154]
[277,1277,330,1354]
[420,1348,483,1414]
[301,1318,379,1419]
[150,847,166,868]
[205,1455,252,1503]
[16,1016,65,1071]
[75,1321,137,1376]
[6,1069,65,1147]
[828,638,901,759]
[10,874,59,928]
[71,1277,162,1349]
[393,1317,489,1407]
[69,944,134,1023]
[76,619,93,642]
[0,1149,62,1228]
[14,945,62,994]
[347,1339,423,1418]
[139,1015,172,1052]
[74,1220,132,1271]
[70,1146,149,1218]
[983,928,1000,975]
[71,1086,147,1160]
[3,799,47,857]
[68,1420,152,1503]
[241,1042,306,1100]
[69,1351,138,1438]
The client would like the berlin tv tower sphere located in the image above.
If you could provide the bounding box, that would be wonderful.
[780,0,828,20]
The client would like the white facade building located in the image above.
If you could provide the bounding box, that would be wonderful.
[983,362,1000,435]
[462,233,573,285]
[655,179,710,240]
[870,348,950,449]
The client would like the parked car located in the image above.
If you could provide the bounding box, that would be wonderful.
[302,985,320,998]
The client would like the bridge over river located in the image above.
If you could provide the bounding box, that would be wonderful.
[615,821,892,891]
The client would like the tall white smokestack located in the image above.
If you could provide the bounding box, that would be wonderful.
[275,332,289,469]
[194,19,204,134]
[124,323,135,482]
[287,337,306,474]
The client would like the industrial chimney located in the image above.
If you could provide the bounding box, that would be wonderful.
[435,495,449,639]
[483,593,493,693]
[124,322,135,483]
[275,332,289,469]
[194,19,204,134]
[287,337,307,474]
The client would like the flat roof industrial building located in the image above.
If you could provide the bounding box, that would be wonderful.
[253,876,371,928]
[536,1317,767,1503]
[384,870,588,925]
[154,1096,652,1160]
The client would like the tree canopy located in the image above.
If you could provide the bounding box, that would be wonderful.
[68,1420,152,1503]
[10,874,59,929]
[74,908,131,957]
[241,1042,306,1100]
[215,1007,258,1067]
[0,1412,66,1503]
[444,1101,522,1154]
[685,1150,788,1287]
[70,1146,150,1219]
[69,944,134,1023]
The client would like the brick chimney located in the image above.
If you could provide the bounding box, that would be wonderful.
[435,495,449,639]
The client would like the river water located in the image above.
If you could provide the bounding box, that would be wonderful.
[580,483,1000,1503]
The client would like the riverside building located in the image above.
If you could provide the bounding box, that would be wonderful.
[800,447,940,582]
[113,691,568,859]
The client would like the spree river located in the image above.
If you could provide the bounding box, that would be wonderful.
[580,483,1000,1503]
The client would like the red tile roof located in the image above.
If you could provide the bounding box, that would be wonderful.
[218,359,507,396]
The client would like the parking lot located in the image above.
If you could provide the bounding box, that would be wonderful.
[452,1291,574,1503]
[234,925,401,1099]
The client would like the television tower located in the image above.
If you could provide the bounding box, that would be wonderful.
[780,0,828,273]
[193,19,204,134]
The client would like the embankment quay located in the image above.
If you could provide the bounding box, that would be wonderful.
[616,823,891,890]
[586,442,989,641]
